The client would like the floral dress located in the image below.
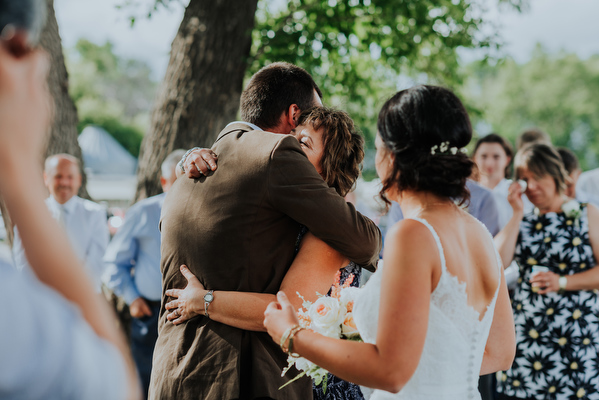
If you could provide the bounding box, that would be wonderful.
[295,226,365,400]
[497,204,599,400]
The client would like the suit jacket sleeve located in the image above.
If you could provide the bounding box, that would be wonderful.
[267,135,382,267]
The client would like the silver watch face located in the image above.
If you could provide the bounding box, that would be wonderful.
[204,292,214,302]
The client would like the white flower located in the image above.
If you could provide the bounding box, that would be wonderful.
[431,145,438,155]
[562,199,582,220]
[439,141,449,152]
[295,357,318,373]
[341,312,360,338]
[339,287,360,311]
[450,147,458,155]
[460,147,468,154]
[308,296,345,338]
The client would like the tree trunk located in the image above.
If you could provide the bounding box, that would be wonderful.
[40,0,87,195]
[133,0,258,201]
[0,0,85,247]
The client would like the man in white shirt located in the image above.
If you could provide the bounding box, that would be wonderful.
[13,154,110,292]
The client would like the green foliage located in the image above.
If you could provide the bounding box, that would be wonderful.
[66,39,157,157]
[249,0,508,146]
[462,45,599,170]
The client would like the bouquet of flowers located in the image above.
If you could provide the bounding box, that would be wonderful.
[280,271,362,393]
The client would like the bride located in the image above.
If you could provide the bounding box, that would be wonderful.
[264,85,516,399]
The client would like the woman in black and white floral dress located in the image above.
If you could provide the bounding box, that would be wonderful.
[495,143,599,400]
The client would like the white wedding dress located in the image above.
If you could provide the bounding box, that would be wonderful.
[353,217,502,400]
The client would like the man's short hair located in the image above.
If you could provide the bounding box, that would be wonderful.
[516,128,551,150]
[161,149,186,180]
[240,62,322,130]
[0,0,47,46]
[557,147,580,175]
[44,153,81,173]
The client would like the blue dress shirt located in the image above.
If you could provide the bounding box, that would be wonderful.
[103,193,165,304]
[387,179,501,236]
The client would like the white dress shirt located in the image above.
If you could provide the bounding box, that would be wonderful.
[13,196,109,292]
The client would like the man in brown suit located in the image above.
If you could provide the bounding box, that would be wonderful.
[149,62,381,400]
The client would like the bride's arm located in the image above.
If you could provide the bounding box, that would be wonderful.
[265,220,435,393]
[480,267,516,375]
[165,232,348,331]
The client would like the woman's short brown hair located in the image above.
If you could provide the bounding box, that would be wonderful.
[297,107,364,197]
[514,143,569,195]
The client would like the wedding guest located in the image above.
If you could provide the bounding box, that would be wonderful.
[515,127,551,151]
[557,147,599,206]
[166,107,368,400]
[264,85,516,399]
[103,149,185,398]
[495,143,599,400]
[472,133,533,229]
[387,179,500,236]
[577,167,599,200]
[13,153,110,292]
[150,63,381,400]
[0,0,140,397]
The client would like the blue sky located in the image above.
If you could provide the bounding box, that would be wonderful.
[54,0,599,81]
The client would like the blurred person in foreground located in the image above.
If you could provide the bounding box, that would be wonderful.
[0,0,140,398]
[557,147,599,207]
[264,85,515,399]
[12,153,110,292]
[103,149,186,398]
[495,143,599,400]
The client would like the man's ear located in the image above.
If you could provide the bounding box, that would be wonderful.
[286,104,302,129]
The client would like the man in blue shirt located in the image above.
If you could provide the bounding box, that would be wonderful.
[387,179,501,235]
[103,149,185,397]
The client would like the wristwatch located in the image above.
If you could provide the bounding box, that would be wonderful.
[558,276,568,293]
[204,290,214,318]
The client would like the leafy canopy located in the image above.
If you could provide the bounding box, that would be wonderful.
[463,44,599,170]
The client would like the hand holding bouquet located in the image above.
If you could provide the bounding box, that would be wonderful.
[278,271,362,393]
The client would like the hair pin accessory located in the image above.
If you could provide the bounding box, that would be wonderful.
[430,141,466,156]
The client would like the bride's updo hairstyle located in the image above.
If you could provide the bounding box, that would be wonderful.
[378,85,474,206]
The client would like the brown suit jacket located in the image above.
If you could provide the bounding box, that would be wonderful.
[149,123,381,400]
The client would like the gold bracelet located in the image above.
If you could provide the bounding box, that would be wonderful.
[280,324,303,354]
[280,325,296,353]
[287,325,305,357]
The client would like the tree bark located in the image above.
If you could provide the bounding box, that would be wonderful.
[134,0,258,201]
[0,0,85,247]
[40,0,87,195]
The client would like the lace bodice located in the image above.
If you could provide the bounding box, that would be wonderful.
[353,217,502,400]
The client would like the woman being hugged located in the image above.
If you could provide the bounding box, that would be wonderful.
[264,85,516,399]
[495,143,599,400]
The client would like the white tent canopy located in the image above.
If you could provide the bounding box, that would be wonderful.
[78,125,137,176]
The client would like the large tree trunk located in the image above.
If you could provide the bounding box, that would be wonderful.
[134,0,258,201]
[0,0,85,247]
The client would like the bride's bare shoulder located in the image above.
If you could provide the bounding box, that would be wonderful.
[385,219,439,258]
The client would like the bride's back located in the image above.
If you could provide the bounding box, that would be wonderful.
[420,206,500,319]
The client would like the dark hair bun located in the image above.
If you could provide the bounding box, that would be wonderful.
[378,85,474,204]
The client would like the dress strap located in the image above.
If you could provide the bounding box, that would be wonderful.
[406,217,447,274]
